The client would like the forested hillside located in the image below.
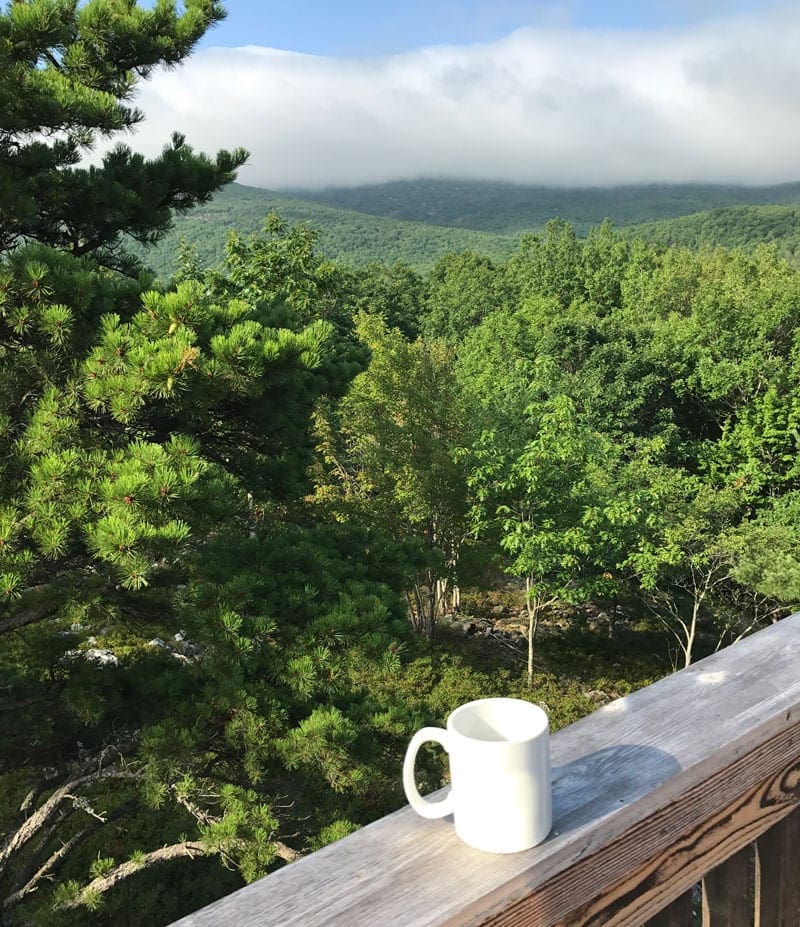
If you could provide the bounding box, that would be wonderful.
[628,205,800,263]
[129,183,519,276]
[290,178,800,234]
[4,4,800,927]
[136,181,800,279]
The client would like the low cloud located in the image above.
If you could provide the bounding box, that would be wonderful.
[120,7,800,188]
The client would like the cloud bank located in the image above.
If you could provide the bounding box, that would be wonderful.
[123,8,800,188]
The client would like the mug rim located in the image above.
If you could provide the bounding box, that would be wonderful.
[447,697,549,744]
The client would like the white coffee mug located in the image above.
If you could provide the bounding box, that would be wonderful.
[403,697,551,854]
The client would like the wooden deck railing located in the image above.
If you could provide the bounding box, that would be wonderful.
[172,613,800,926]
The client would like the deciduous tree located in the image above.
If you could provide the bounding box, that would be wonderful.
[314,314,472,637]
[468,396,622,686]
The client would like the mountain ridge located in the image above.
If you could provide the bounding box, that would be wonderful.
[132,180,800,277]
[288,178,800,235]
[129,183,521,277]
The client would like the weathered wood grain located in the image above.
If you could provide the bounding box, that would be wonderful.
[755,808,800,927]
[702,845,754,927]
[170,613,800,927]
[646,890,695,927]
[493,725,799,927]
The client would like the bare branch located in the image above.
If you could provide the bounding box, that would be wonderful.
[57,841,210,911]
[274,840,300,862]
[62,795,108,824]
[3,832,85,910]
[172,793,214,827]
[0,766,140,877]
[0,602,61,636]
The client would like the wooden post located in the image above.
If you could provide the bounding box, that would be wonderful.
[647,889,695,926]
[755,808,800,927]
[702,845,754,926]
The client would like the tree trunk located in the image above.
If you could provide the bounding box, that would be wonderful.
[524,576,541,689]
[683,598,701,668]
[410,579,436,638]
[435,578,447,616]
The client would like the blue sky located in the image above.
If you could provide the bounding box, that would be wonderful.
[201,0,772,56]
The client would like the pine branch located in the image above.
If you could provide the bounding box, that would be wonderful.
[171,791,300,862]
[62,794,108,823]
[0,572,92,638]
[57,840,211,911]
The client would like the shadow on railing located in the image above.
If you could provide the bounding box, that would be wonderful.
[172,614,800,926]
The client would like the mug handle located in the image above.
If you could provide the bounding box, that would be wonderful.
[402,727,455,819]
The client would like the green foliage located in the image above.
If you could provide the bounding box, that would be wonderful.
[629,205,800,265]
[729,493,800,603]
[8,44,800,920]
[52,881,82,910]
[347,261,424,339]
[129,850,147,868]
[88,857,115,880]
[421,250,508,341]
[279,706,366,793]
[0,0,247,271]
[131,180,800,281]
[582,220,631,311]
[309,819,360,851]
[454,222,800,671]
[465,392,625,683]
[314,313,473,635]
[290,178,800,235]
[479,400,620,596]
[505,220,583,308]
[130,184,521,277]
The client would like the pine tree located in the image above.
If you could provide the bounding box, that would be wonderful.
[0,4,411,921]
[0,0,247,272]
